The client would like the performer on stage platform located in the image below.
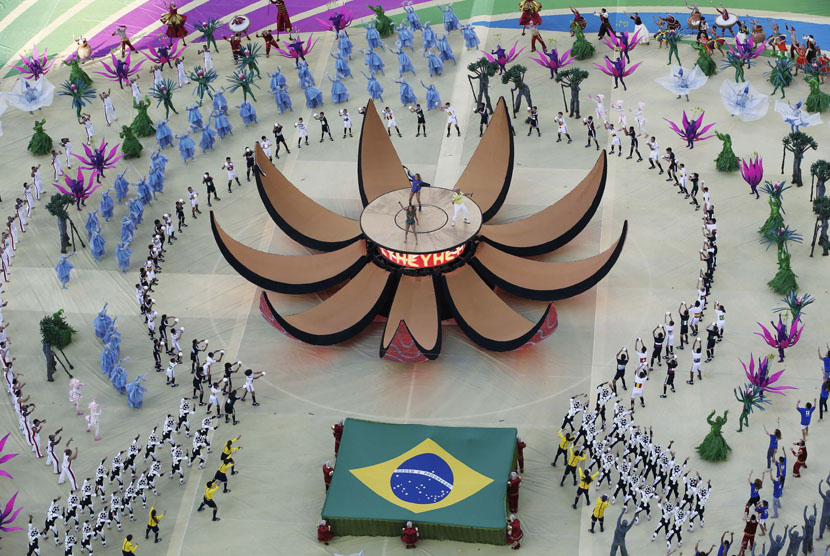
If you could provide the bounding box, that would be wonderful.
[397,201,418,244]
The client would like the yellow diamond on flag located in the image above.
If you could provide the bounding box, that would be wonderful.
[350,438,493,514]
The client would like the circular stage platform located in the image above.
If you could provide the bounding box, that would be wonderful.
[360,187,483,256]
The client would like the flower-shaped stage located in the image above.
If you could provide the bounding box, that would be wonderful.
[211,98,627,362]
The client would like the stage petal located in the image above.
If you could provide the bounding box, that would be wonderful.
[261,264,396,345]
[478,151,608,257]
[453,97,513,222]
[357,99,411,206]
[438,265,553,352]
[254,143,362,252]
[211,212,368,294]
[471,222,628,301]
[380,275,441,361]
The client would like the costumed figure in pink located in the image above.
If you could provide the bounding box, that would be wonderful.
[11,44,55,80]
[741,353,796,395]
[85,399,102,440]
[482,41,524,75]
[756,315,803,362]
[317,6,352,36]
[594,55,642,91]
[530,48,574,78]
[589,93,608,122]
[54,168,100,210]
[74,138,123,184]
[630,101,648,136]
[68,378,84,415]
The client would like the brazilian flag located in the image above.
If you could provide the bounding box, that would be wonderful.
[322,419,517,545]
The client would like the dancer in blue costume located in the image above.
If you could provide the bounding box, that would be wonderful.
[103,325,120,351]
[461,24,480,50]
[120,216,134,243]
[297,60,315,86]
[365,21,384,50]
[90,230,106,261]
[212,86,228,114]
[326,73,349,103]
[128,196,144,225]
[125,375,146,408]
[100,345,117,376]
[421,80,442,109]
[403,1,421,30]
[397,22,415,51]
[271,84,292,113]
[85,209,100,240]
[360,48,385,75]
[113,169,129,203]
[186,102,203,128]
[155,119,173,148]
[303,79,323,108]
[198,122,216,153]
[425,49,444,76]
[116,241,131,273]
[99,188,114,222]
[362,71,384,100]
[146,165,163,197]
[135,177,153,205]
[421,22,438,51]
[438,34,456,65]
[440,4,459,33]
[175,130,196,164]
[268,68,287,91]
[93,303,113,340]
[395,78,417,104]
[150,153,164,174]
[151,149,168,171]
[238,101,258,127]
[330,52,352,79]
[55,252,74,289]
[212,108,233,138]
[110,357,128,394]
[391,42,416,77]
[337,29,353,59]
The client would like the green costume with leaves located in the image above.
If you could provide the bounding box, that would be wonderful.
[119,125,143,158]
[64,58,92,87]
[570,21,594,60]
[759,195,784,236]
[665,31,682,66]
[131,96,155,137]
[28,118,53,155]
[40,310,76,350]
[765,58,793,99]
[692,43,717,77]
[696,410,731,461]
[714,131,739,172]
[769,249,798,294]
[723,52,746,83]
[367,5,394,37]
[805,76,830,113]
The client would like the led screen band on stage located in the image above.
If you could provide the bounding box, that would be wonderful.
[379,245,466,269]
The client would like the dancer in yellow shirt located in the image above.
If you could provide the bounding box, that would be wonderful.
[573,467,599,509]
[590,494,610,533]
[121,534,138,555]
[560,445,586,487]
[450,188,472,226]
[197,480,221,521]
[145,507,165,543]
